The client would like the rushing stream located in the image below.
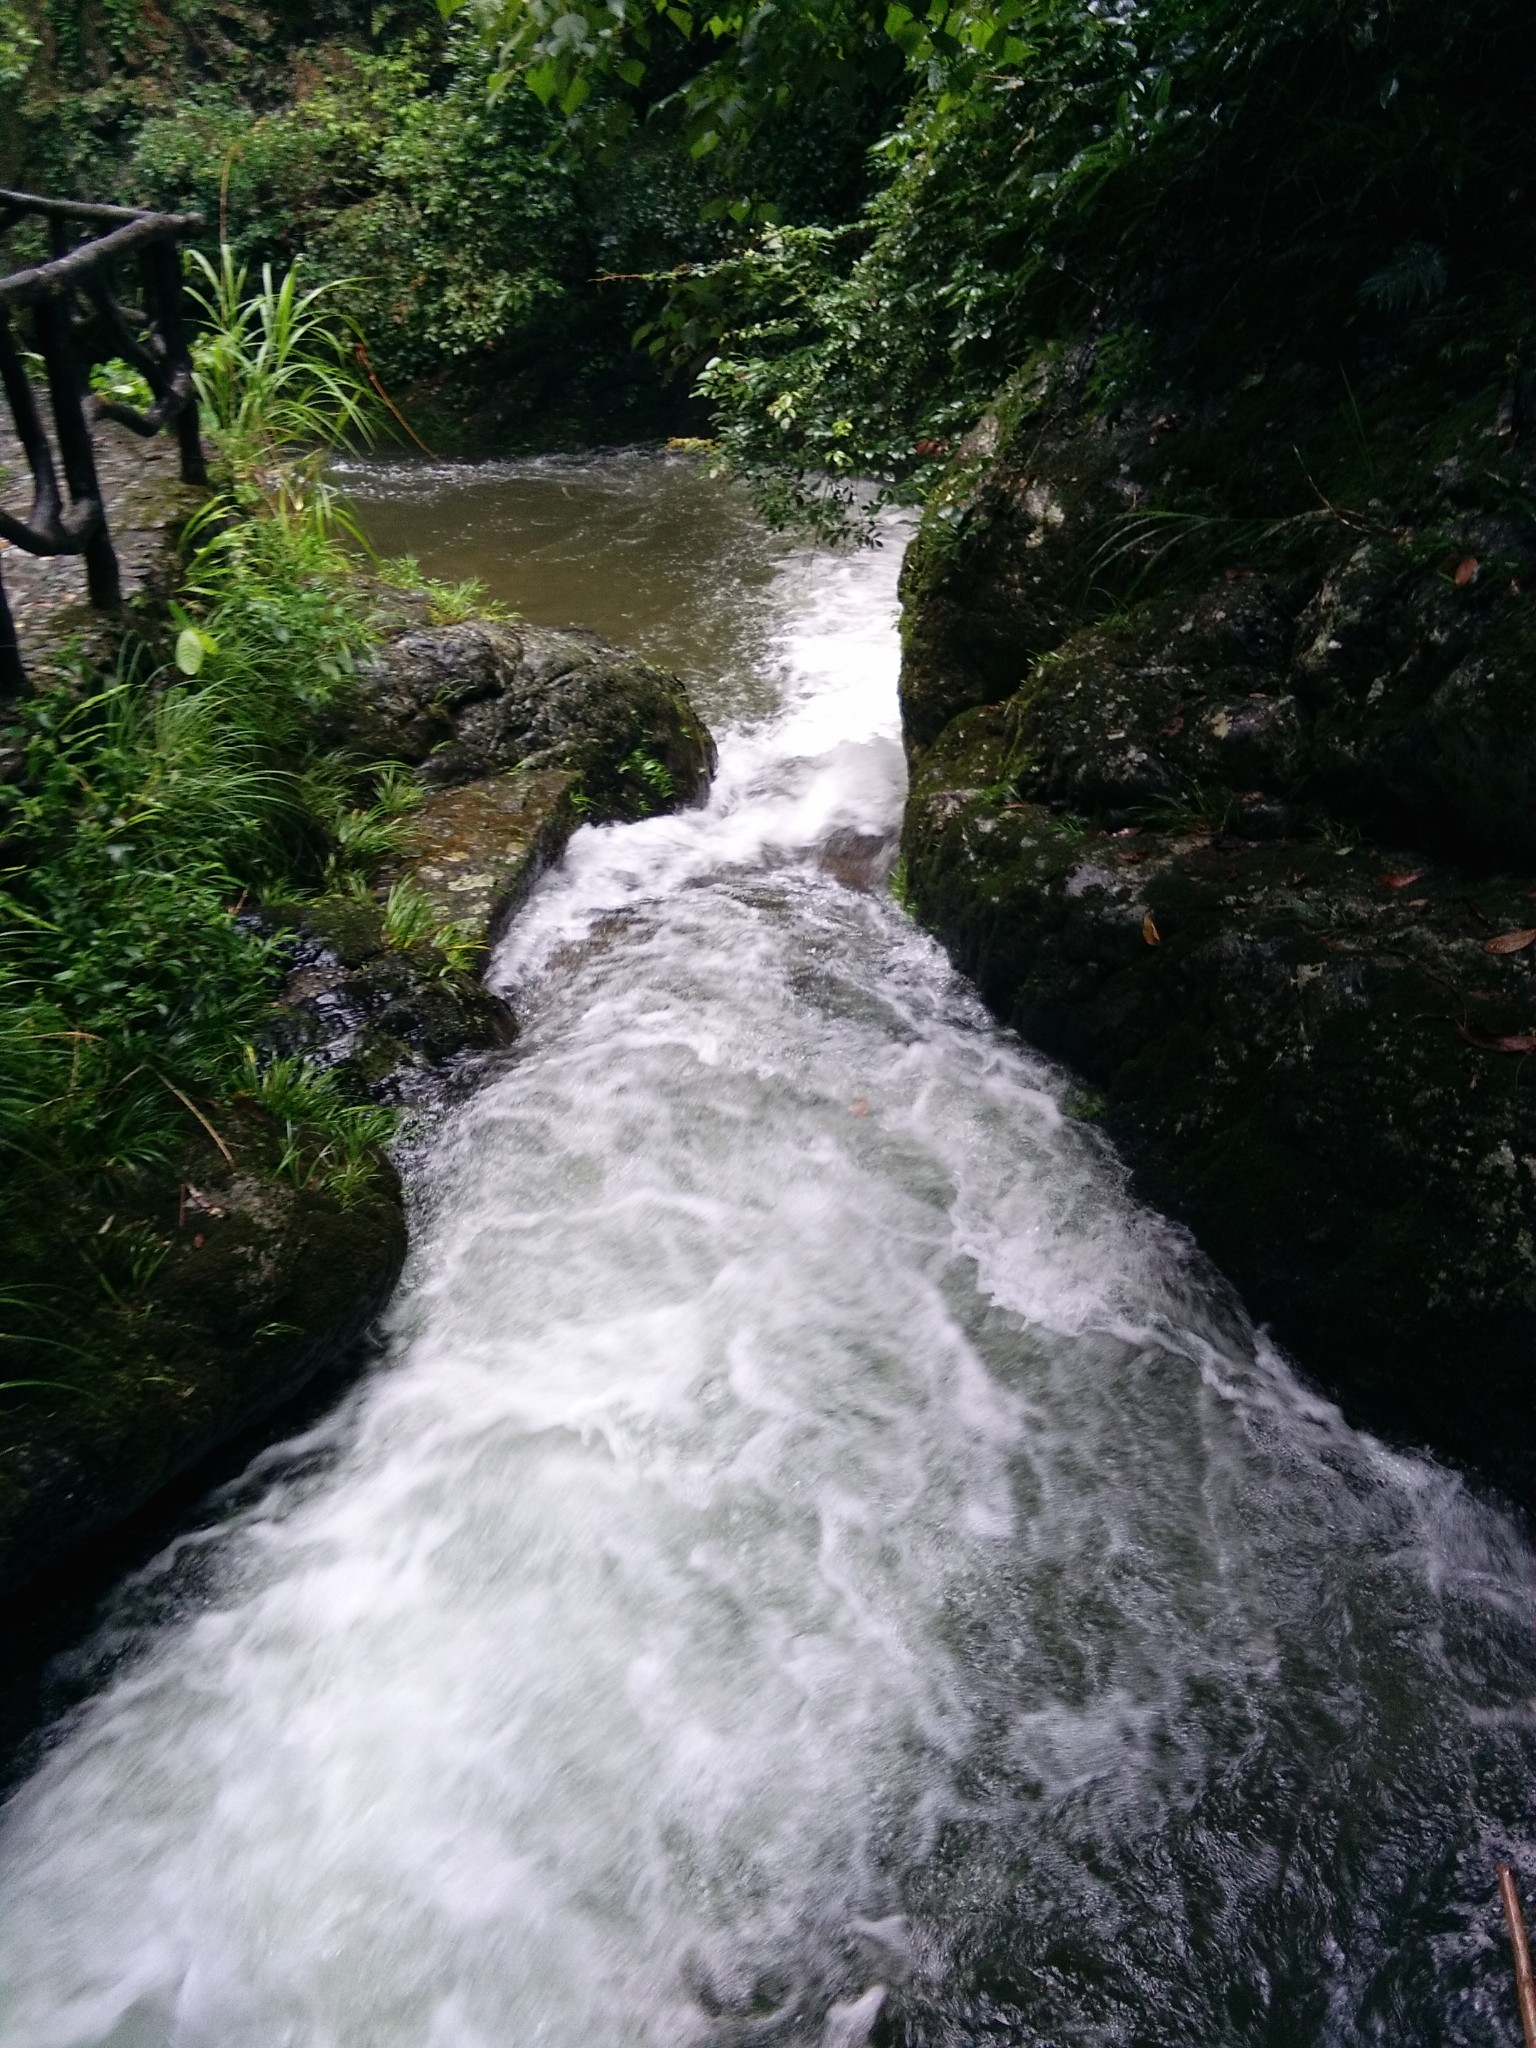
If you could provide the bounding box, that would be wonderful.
[3,452,1535,2046]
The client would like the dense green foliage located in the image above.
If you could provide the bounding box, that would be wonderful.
[5,0,913,437]
[0,494,388,1339]
[5,5,642,426]
[117,30,681,423]
[0,257,498,1368]
[8,0,1533,479]
[580,0,1534,526]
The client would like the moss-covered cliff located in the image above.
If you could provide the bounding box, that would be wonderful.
[899,343,1536,1513]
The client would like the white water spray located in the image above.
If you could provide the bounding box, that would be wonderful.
[1,473,1532,2048]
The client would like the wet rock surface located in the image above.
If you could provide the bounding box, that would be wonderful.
[0,1118,405,1599]
[256,893,512,1100]
[256,770,580,1103]
[267,616,715,1104]
[900,363,1536,1512]
[397,767,580,936]
[330,618,715,819]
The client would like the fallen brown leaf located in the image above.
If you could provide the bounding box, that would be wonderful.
[1457,1023,1536,1054]
[1377,870,1425,889]
[1483,929,1536,954]
[1142,913,1161,946]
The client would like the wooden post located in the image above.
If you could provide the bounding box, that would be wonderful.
[1498,1864,1536,2048]
[31,290,119,611]
[0,564,24,703]
[142,238,207,487]
[0,307,64,537]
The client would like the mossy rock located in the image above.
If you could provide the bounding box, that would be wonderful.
[1294,537,1536,866]
[902,701,1536,1509]
[329,619,715,822]
[898,412,1139,751]
[393,768,579,941]
[1003,579,1303,817]
[259,892,509,1093]
[0,1118,405,1597]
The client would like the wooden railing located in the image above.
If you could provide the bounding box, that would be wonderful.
[0,190,207,699]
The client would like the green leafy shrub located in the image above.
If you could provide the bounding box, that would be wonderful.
[545,0,1535,528]
[188,243,383,467]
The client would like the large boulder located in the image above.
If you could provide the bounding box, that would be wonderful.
[903,701,1536,1507]
[1003,580,1302,818]
[897,355,1536,1510]
[330,619,715,822]
[0,1116,405,1598]
[1292,536,1536,866]
[898,393,1138,749]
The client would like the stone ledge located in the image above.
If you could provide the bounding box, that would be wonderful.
[396,767,579,944]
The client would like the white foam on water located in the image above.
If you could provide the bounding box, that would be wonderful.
[1,487,1532,2048]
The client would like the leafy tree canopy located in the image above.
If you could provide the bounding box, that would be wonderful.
[465,0,1534,527]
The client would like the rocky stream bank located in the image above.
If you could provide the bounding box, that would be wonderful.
[0,600,713,1599]
[899,353,1536,1515]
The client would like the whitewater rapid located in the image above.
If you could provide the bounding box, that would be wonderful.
[1,475,1533,2048]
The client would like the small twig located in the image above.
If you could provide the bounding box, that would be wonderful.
[155,1073,235,1166]
[593,265,697,284]
[353,342,434,456]
[1498,1865,1536,2048]
[1291,445,1392,537]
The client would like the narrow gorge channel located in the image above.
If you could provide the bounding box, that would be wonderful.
[2,452,1535,2047]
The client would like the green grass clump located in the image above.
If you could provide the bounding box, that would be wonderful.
[379,879,484,976]
[188,244,382,474]
[238,1051,399,1208]
[374,555,514,627]
[619,748,676,802]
